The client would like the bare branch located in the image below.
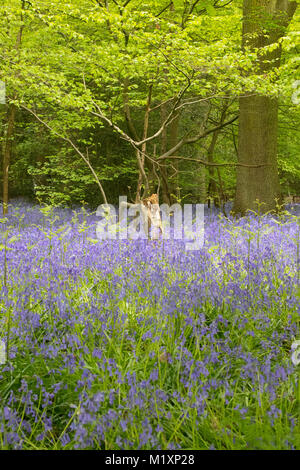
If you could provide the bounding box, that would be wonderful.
[149,96,174,112]
[155,2,174,18]
[158,115,238,160]
[134,78,192,147]
[157,155,271,168]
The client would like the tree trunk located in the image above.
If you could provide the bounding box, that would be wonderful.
[207,131,219,207]
[207,105,228,207]
[2,1,25,214]
[168,114,180,204]
[196,163,206,203]
[2,104,16,215]
[160,103,171,205]
[233,0,297,215]
[135,85,152,202]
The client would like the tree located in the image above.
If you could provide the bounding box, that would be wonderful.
[233,0,297,215]
[2,1,25,215]
[14,0,242,205]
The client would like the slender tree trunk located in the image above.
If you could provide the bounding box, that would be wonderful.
[2,104,16,215]
[2,1,25,215]
[207,127,220,207]
[168,114,180,204]
[146,143,158,195]
[233,0,297,215]
[160,102,171,205]
[207,105,228,207]
[196,163,206,203]
[160,164,171,205]
[136,85,152,201]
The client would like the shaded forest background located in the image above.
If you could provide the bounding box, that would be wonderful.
[0,0,299,212]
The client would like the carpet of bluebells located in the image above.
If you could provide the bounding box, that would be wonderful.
[0,199,300,450]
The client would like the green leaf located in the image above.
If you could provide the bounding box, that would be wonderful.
[206,4,216,16]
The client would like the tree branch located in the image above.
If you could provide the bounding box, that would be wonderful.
[158,115,238,160]
[157,155,271,168]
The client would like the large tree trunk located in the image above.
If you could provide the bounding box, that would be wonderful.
[234,95,280,215]
[233,0,297,215]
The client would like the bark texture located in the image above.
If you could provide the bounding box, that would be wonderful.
[233,0,297,215]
